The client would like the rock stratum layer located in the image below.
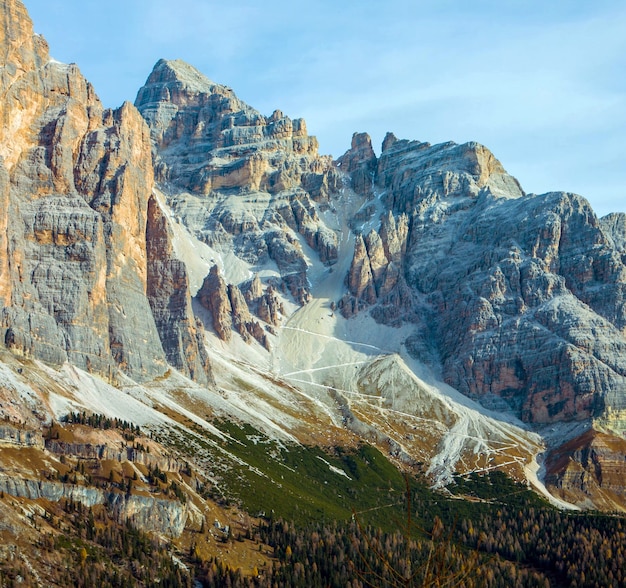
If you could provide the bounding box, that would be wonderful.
[545,429,626,511]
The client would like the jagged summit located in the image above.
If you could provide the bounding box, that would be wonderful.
[337,130,524,206]
[134,56,341,303]
[135,56,323,188]
[144,58,219,94]
[135,58,246,150]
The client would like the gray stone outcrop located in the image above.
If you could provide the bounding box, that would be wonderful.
[0,475,188,536]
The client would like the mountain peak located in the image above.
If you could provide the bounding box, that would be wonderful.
[146,58,217,94]
[134,57,251,150]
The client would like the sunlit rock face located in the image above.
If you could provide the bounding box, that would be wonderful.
[341,133,626,431]
[545,430,626,511]
[0,0,210,382]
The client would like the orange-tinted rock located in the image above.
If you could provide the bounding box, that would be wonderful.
[0,0,204,382]
[545,429,626,511]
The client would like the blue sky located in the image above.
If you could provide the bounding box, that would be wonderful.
[25,0,625,216]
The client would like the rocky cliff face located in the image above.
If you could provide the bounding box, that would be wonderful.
[243,274,284,327]
[601,212,626,253]
[341,133,626,433]
[135,59,342,306]
[545,429,626,511]
[0,475,189,536]
[196,265,269,348]
[0,425,44,448]
[146,194,213,384]
[45,438,184,472]
[0,0,209,384]
[342,210,411,322]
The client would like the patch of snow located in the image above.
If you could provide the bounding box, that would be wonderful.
[49,363,170,426]
[47,57,71,72]
[153,189,258,292]
[317,456,352,480]
[0,364,42,409]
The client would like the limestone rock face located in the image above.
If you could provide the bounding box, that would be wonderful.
[0,164,10,308]
[335,132,377,196]
[342,212,411,322]
[345,234,376,309]
[146,195,213,384]
[378,137,524,214]
[545,429,626,511]
[342,135,626,432]
[197,265,268,348]
[427,192,626,426]
[197,265,232,342]
[0,0,206,383]
[256,287,283,326]
[0,475,189,536]
[1,1,110,372]
[135,59,341,303]
[136,59,323,195]
[80,103,168,380]
[601,212,626,254]
[243,275,284,327]
[228,283,267,348]
[0,425,44,448]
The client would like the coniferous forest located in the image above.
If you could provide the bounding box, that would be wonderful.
[4,471,623,587]
[196,473,626,587]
